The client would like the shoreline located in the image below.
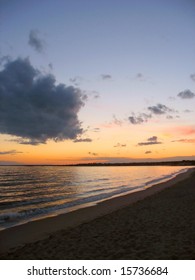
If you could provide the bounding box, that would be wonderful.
[0,167,194,255]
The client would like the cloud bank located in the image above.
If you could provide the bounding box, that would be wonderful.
[0,58,85,144]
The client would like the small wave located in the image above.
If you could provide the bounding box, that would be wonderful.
[0,184,142,226]
[145,175,172,186]
[0,212,26,223]
[145,168,187,187]
[97,178,109,181]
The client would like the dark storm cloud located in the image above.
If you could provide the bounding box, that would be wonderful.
[137,136,162,146]
[177,89,195,99]
[147,103,173,115]
[28,30,45,53]
[101,74,112,80]
[73,138,92,143]
[0,150,22,155]
[128,113,151,124]
[0,58,85,144]
[0,55,11,66]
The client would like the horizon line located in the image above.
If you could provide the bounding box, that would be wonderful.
[0,159,195,167]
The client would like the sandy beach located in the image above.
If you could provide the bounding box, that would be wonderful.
[0,168,195,259]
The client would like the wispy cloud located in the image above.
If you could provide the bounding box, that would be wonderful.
[48,63,53,70]
[93,128,100,132]
[113,115,123,126]
[190,74,195,82]
[177,89,195,99]
[0,150,22,155]
[166,115,174,119]
[176,126,195,135]
[102,115,123,128]
[128,113,151,124]
[89,127,100,133]
[165,126,195,136]
[129,103,176,125]
[147,136,158,142]
[172,139,195,144]
[73,138,92,143]
[101,74,112,80]
[13,139,45,145]
[148,103,174,115]
[137,136,162,146]
[88,152,98,156]
[135,72,146,81]
[28,29,45,53]
[83,90,100,99]
[69,76,83,86]
[145,151,152,154]
[136,73,143,79]
[114,143,126,148]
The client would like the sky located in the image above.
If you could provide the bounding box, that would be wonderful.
[0,0,195,164]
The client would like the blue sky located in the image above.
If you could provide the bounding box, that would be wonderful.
[0,0,195,164]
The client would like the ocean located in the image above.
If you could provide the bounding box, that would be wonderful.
[0,165,190,230]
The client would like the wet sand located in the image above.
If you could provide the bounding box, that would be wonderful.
[0,168,195,259]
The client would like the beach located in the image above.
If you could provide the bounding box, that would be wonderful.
[0,168,195,259]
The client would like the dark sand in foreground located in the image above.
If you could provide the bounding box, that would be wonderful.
[0,168,195,259]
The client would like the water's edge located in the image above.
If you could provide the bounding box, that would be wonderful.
[0,166,191,231]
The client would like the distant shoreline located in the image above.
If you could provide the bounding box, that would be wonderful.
[0,160,195,166]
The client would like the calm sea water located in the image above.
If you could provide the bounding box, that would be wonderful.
[0,165,190,230]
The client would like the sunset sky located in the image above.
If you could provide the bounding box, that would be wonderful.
[0,0,195,164]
